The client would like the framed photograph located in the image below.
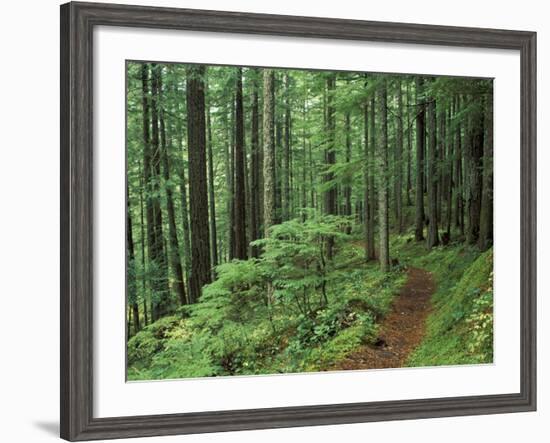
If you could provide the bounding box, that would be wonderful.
[60,1,536,440]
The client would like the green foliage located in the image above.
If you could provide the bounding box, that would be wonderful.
[256,215,352,314]
[128,234,493,379]
[405,244,494,366]
[193,259,267,327]
[127,316,180,369]
[131,331,218,380]
[465,274,493,361]
[263,264,403,374]
[127,232,407,380]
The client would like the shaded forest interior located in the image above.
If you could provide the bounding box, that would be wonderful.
[126,62,494,379]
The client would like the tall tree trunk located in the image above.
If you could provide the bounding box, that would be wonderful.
[395,79,404,232]
[324,75,337,259]
[186,65,212,303]
[363,101,374,261]
[159,77,187,306]
[233,68,248,260]
[344,112,352,227]
[222,108,232,261]
[263,69,276,235]
[406,82,413,206]
[228,94,236,258]
[445,105,453,239]
[414,77,426,241]
[436,104,445,224]
[258,98,265,237]
[274,74,283,224]
[478,93,493,251]
[127,183,140,334]
[150,64,170,318]
[177,137,191,293]
[141,64,158,321]
[283,72,291,221]
[138,69,151,326]
[244,122,251,257]
[138,169,148,326]
[250,69,262,257]
[206,95,219,271]
[377,80,390,271]
[171,78,191,295]
[466,101,484,245]
[426,93,440,248]
[454,96,464,235]
[367,95,377,260]
[263,70,276,307]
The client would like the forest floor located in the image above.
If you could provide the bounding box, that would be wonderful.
[333,266,435,370]
[128,234,493,380]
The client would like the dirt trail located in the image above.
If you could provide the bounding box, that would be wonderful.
[335,266,435,370]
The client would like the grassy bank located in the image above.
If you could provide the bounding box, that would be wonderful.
[392,235,494,367]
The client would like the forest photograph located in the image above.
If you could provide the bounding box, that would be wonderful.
[126,61,494,381]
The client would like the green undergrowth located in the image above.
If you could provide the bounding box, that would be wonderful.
[127,219,406,381]
[128,227,493,380]
[278,262,407,373]
[127,262,406,380]
[392,234,494,367]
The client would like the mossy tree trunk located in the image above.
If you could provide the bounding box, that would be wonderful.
[426,91,440,249]
[233,68,248,260]
[324,74,337,259]
[186,65,212,303]
[250,69,262,257]
[206,91,219,271]
[414,77,426,241]
[395,78,404,233]
[159,73,187,306]
[478,93,493,251]
[377,79,390,272]
[150,64,170,317]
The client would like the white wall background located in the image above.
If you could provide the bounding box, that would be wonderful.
[0,1,546,442]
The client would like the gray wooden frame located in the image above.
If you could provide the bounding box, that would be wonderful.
[60,1,537,441]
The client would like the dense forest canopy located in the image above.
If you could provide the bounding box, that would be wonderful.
[126,62,493,379]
